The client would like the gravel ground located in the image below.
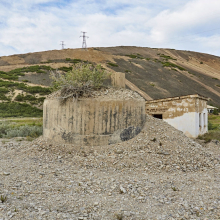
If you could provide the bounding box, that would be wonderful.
[0,115,220,220]
[47,87,143,100]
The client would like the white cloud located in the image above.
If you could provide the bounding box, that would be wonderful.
[0,0,220,56]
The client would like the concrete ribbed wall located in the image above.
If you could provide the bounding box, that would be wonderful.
[43,97,145,146]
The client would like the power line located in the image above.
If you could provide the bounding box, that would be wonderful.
[80,32,89,50]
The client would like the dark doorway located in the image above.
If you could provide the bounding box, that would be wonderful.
[152,114,163,119]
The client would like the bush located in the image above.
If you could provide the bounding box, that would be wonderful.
[50,63,110,102]
[162,62,186,71]
[198,131,220,142]
[3,125,43,138]
[213,108,219,115]
[208,121,215,130]
[0,123,10,138]
[107,62,118,67]
[58,66,73,72]
[159,54,177,60]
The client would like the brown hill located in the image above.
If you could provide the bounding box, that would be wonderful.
[0,46,220,107]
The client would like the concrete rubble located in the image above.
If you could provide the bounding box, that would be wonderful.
[0,115,220,219]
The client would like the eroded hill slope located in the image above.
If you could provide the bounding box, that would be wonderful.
[0,46,220,108]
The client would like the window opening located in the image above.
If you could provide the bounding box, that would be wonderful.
[153,114,163,119]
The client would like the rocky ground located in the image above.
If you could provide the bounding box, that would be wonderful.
[0,115,220,220]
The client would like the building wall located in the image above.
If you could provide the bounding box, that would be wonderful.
[145,95,208,138]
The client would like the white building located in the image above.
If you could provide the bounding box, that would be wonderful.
[207,105,218,114]
[145,94,208,138]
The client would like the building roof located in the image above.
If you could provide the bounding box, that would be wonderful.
[146,94,209,104]
[207,105,218,109]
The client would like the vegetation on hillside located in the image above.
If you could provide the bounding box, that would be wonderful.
[0,102,43,117]
[0,65,54,80]
[0,80,51,95]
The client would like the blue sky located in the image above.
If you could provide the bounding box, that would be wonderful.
[0,0,220,56]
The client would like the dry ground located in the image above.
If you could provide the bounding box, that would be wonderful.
[0,115,220,219]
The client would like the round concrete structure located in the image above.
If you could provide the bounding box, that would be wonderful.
[43,96,145,146]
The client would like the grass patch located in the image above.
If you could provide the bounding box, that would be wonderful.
[0,102,43,117]
[65,58,82,63]
[198,115,220,142]
[0,65,55,81]
[216,85,220,87]
[198,131,220,142]
[159,54,177,60]
[212,77,218,80]
[6,118,43,127]
[0,80,51,95]
[107,62,118,67]
[125,54,144,59]
[162,62,186,71]
[58,66,73,72]
[209,114,220,128]
[15,94,45,105]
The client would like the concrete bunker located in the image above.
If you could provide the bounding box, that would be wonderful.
[145,94,208,138]
[43,89,146,146]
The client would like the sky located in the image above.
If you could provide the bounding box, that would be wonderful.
[0,0,220,57]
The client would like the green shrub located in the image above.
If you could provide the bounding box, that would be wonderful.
[198,131,220,142]
[213,108,219,115]
[50,63,110,102]
[3,125,43,138]
[0,65,54,81]
[0,94,10,101]
[162,62,186,71]
[126,54,138,58]
[0,102,43,117]
[58,66,73,72]
[208,121,215,130]
[65,58,82,63]
[0,123,10,138]
[0,87,9,94]
[15,94,37,102]
[107,62,118,67]
[159,54,177,60]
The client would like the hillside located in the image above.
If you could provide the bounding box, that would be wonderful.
[0,46,220,117]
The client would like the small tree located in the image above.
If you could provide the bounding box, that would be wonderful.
[50,63,110,103]
[213,108,219,115]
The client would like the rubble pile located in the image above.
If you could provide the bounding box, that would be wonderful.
[0,115,220,219]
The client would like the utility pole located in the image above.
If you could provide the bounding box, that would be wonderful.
[80,32,89,50]
[60,41,65,49]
